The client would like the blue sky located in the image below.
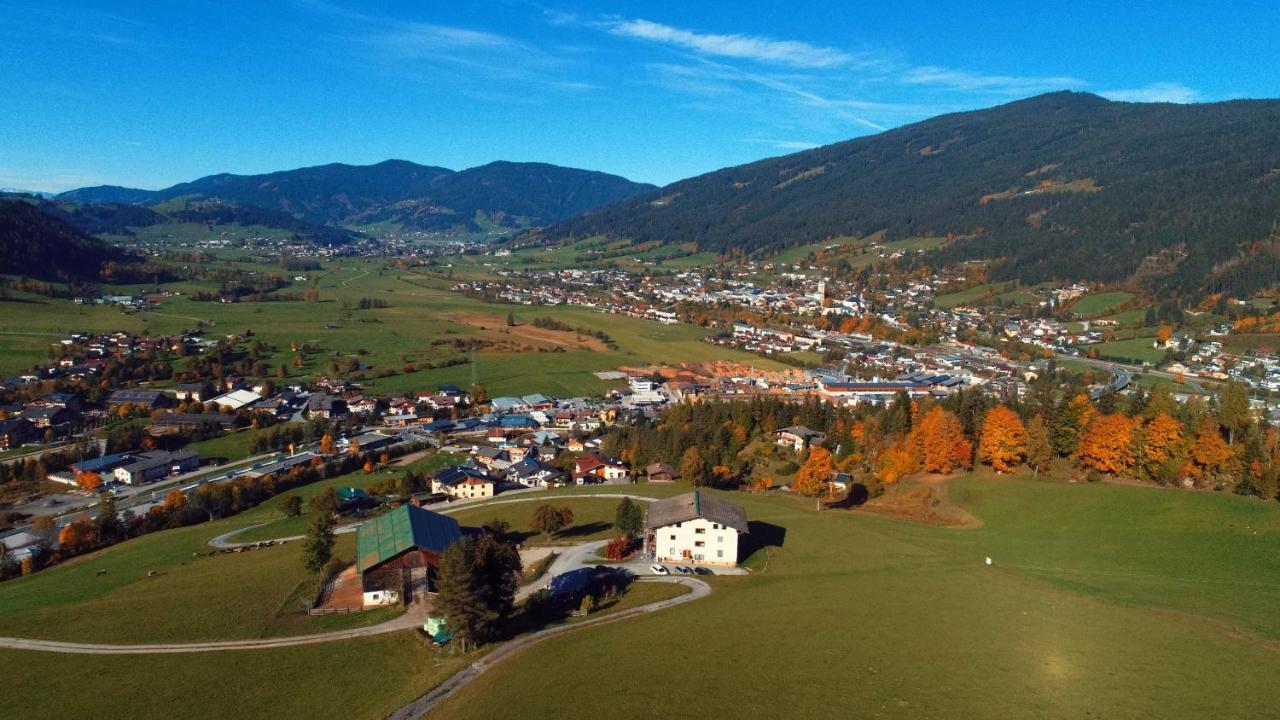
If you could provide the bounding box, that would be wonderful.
[2,0,1277,192]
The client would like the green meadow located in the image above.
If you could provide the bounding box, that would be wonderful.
[0,260,785,391]
[2,470,1280,718]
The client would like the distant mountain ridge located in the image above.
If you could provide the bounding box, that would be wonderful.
[58,159,656,235]
[532,92,1280,294]
[0,199,125,282]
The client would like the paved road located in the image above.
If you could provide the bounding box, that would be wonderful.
[207,522,361,549]
[386,576,710,720]
[0,613,422,655]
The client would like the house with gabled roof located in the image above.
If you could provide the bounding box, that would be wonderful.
[645,490,749,567]
[356,504,462,608]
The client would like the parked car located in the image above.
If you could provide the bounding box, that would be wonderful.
[693,567,714,576]
[675,566,692,575]
[649,564,668,575]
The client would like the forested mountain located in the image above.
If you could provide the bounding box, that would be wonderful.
[40,199,361,246]
[532,92,1280,294]
[58,160,656,235]
[0,200,126,281]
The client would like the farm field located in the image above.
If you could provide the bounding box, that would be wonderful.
[1085,336,1164,364]
[3,472,1280,719]
[0,260,786,390]
[1071,290,1134,317]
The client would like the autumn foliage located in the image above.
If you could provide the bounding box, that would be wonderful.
[1078,414,1135,475]
[977,406,1027,473]
[912,406,972,474]
[75,470,102,491]
[793,445,834,496]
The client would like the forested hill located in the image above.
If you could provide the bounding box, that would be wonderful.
[0,200,125,281]
[532,92,1280,294]
[58,160,656,234]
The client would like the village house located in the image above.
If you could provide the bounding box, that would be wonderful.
[645,490,749,567]
[355,504,462,608]
[644,462,677,483]
[573,452,629,484]
[0,418,37,450]
[774,425,827,453]
[432,466,496,500]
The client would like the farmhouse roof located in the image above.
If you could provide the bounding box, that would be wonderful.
[645,490,749,534]
[356,504,461,574]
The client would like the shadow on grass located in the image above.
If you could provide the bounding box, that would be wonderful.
[740,520,786,560]
[502,565,635,639]
[554,521,611,539]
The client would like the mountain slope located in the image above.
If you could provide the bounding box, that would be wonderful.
[0,200,125,281]
[534,92,1280,292]
[58,160,656,235]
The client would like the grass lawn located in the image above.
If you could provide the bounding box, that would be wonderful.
[1072,291,1134,317]
[934,282,1005,308]
[446,496,647,545]
[424,474,1280,720]
[0,523,392,643]
[187,426,280,463]
[0,633,470,720]
[1085,336,1164,364]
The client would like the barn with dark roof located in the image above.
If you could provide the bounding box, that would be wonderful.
[356,504,462,607]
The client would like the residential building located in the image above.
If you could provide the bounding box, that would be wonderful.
[645,490,749,567]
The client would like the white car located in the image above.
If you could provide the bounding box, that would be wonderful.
[649,564,668,575]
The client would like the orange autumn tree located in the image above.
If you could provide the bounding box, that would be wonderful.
[1137,413,1185,484]
[58,518,97,556]
[75,470,102,491]
[977,405,1027,473]
[793,445,833,497]
[1156,325,1174,344]
[319,433,335,455]
[913,406,972,474]
[1189,418,1233,482]
[1078,414,1135,476]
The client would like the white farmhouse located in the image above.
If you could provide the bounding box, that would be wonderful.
[645,490,749,567]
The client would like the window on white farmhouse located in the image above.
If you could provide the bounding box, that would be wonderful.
[695,541,705,548]
[717,549,724,558]
[695,528,705,534]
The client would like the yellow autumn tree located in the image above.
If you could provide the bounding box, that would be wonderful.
[793,445,833,497]
[977,406,1027,473]
[1138,413,1184,483]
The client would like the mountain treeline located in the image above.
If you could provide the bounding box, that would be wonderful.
[532,92,1280,294]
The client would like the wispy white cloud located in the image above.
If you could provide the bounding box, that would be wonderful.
[744,138,821,151]
[1100,82,1199,103]
[902,66,1085,94]
[607,18,855,69]
[294,0,591,94]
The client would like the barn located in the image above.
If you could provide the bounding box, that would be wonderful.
[356,505,462,608]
